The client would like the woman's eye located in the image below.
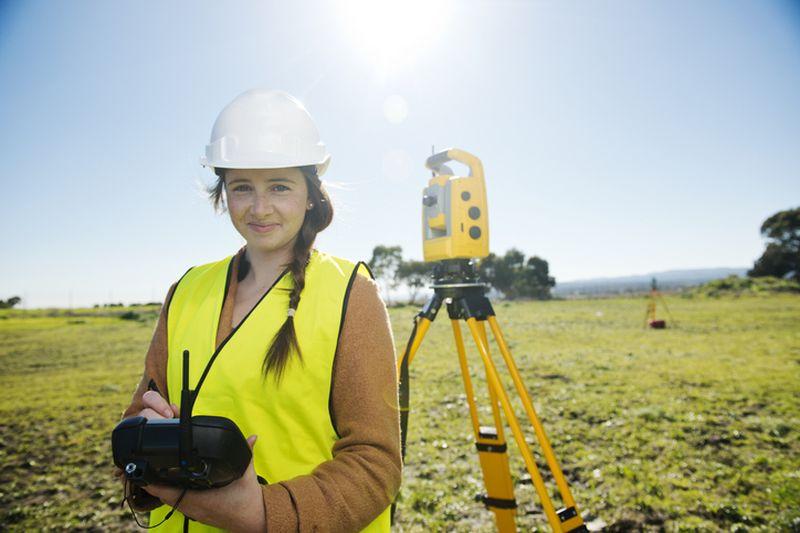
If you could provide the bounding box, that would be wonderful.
[229,184,289,193]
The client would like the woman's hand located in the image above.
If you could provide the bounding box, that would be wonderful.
[137,389,180,421]
[142,434,266,533]
[114,390,180,511]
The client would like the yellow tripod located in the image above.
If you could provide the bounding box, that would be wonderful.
[644,278,675,329]
[396,259,587,532]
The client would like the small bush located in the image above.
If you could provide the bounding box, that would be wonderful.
[690,275,800,297]
[119,311,140,321]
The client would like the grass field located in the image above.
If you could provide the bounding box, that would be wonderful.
[0,294,798,531]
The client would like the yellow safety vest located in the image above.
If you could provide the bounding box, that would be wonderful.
[149,248,391,532]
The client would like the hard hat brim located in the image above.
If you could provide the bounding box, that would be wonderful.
[200,154,330,177]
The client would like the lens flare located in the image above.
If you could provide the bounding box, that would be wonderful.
[338,0,452,78]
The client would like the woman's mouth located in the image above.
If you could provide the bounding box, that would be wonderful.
[248,223,279,234]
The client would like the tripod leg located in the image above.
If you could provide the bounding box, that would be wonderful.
[657,292,675,325]
[645,298,655,328]
[397,315,437,458]
[451,320,517,533]
[397,315,433,377]
[393,314,435,524]
[486,316,586,531]
[476,320,520,517]
[396,293,444,466]
[464,317,568,532]
[477,322,509,444]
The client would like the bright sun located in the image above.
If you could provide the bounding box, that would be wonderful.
[338,0,453,78]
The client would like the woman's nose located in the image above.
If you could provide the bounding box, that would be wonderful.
[251,192,274,216]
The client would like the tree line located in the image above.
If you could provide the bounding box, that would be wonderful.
[3,207,793,311]
[367,245,556,305]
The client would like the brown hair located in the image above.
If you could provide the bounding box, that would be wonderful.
[206,165,334,383]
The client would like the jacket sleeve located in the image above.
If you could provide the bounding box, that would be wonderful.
[120,282,177,420]
[261,274,403,533]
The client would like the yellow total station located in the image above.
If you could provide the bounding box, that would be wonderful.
[422,148,489,262]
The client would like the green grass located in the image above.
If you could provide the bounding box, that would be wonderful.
[1,296,798,531]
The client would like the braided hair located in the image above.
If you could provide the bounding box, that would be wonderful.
[207,165,334,383]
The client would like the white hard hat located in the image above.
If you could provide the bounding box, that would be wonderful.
[200,89,331,177]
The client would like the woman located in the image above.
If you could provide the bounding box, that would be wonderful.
[117,89,402,532]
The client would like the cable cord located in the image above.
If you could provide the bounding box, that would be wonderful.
[122,478,189,529]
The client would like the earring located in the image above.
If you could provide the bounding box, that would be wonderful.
[307,202,314,209]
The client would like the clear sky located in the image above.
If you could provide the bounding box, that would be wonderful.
[1,0,799,308]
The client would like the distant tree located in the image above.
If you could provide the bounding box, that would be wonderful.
[397,260,432,305]
[368,245,403,304]
[477,249,555,300]
[476,248,523,298]
[498,249,525,299]
[750,243,792,279]
[476,252,499,285]
[749,207,800,281]
[512,256,556,300]
[0,296,22,309]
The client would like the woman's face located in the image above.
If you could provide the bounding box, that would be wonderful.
[224,167,310,256]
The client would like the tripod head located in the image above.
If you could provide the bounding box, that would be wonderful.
[431,258,483,285]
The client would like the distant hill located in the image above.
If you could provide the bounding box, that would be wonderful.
[553,268,748,297]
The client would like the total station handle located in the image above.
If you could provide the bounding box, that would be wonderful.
[425,148,485,179]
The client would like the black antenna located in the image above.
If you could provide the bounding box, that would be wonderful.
[179,349,194,473]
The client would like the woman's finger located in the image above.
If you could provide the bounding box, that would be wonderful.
[142,483,169,501]
[137,407,165,421]
[244,435,258,476]
[142,390,174,418]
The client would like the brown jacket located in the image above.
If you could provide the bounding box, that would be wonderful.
[120,247,402,532]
